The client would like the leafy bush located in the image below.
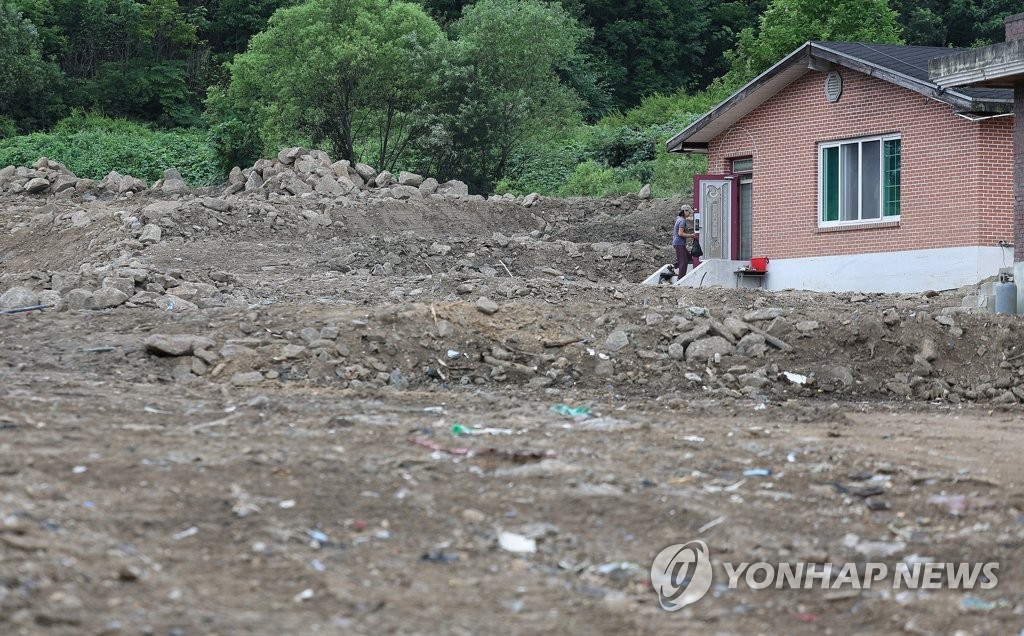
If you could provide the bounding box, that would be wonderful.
[557,160,642,197]
[0,114,223,186]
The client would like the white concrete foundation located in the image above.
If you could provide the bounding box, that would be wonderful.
[642,246,1013,293]
[756,246,1011,293]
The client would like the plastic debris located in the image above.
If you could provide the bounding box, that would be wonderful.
[783,371,807,385]
[960,596,1008,612]
[422,549,459,563]
[310,559,326,572]
[450,424,513,436]
[928,494,995,515]
[279,499,296,509]
[172,526,198,540]
[550,404,591,417]
[743,468,772,477]
[293,588,314,602]
[498,531,536,554]
[305,529,329,543]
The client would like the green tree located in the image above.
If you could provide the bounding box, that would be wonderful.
[890,0,1019,47]
[9,0,205,126]
[419,0,588,193]
[727,0,904,82]
[0,3,64,134]
[563,0,711,110]
[210,0,444,167]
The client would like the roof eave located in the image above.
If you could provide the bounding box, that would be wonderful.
[667,42,1013,154]
[666,43,814,154]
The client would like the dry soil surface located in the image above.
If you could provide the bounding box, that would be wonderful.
[1,175,1023,635]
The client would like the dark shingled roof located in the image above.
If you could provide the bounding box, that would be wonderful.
[812,41,1011,102]
[667,41,1014,153]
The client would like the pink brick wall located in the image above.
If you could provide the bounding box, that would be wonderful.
[1006,12,1024,41]
[706,70,1014,259]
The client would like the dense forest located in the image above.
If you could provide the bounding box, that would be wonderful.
[0,0,1019,196]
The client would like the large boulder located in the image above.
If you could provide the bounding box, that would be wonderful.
[0,286,40,309]
[436,179,469,196]
[161,168,188,192]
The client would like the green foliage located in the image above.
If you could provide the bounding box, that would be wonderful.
[566,0,712,110]
[727,0,904,83]
[214,0,444,167]
[558,160,641,197]
[890,0,1020,47]
[0,3,65,133]
[0,114,222,185]
[418,0,588,193]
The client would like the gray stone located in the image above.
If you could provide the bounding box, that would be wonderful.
[437,319,454,338]
[154,294,198,312]
[102,276,136,296]
[70,210,90,227]
[277,147,305,165]
[145,334,216,357]
[668,342,686,360]
[390,185,422,200]
[64,288,95,310]
[685,336,735,361]
[50,272,81,294]
[374,170,393,188]
[735,333,769,358]
[25,177,50,194]
[37,290,62,311]
[743,308,783,322]
[200,197,232,212]
[228,167,245,186]
[419,178,439,195]
[522,192,540,207]
[398,171,423,187]
[141,200,181,222]
[605,330,629,352]
[354,163,378,182]
[285,176,313,195]
[245,171,264,191]
[139,224,162,244]
[437,180,469,196]
[0,286,39,309]
[91,287,129,309]
[638,184,652,199]
[162,168,187,192]
[231,371,264,386]
[315,176,347,196]
[476,297,499,315]
[821,365,855,388]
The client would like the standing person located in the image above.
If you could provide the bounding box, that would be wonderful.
[673,204,698,279]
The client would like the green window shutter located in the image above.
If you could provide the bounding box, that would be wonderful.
[883,139,901,217]
[823,146,839,222]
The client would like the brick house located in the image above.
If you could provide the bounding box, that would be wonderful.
[666,41,1015,292]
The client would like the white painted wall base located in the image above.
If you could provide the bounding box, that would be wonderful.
[762,246,1012,293]
[641,246,1012,293]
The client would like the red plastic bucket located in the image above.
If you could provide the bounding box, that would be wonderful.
[750,257,769,272]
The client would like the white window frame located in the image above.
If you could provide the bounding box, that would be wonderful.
[818,134,901,228]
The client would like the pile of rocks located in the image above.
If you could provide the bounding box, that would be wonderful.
[0,257,246,313]
[224,146,529,205]
[1,149,547,209]
[0,157,149,199]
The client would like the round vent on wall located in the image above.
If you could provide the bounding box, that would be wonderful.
[825,71,842,103]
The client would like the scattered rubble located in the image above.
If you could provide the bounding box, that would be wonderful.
[1,151,1021,634]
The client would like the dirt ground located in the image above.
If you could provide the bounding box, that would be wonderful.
[1,160,1023,635]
